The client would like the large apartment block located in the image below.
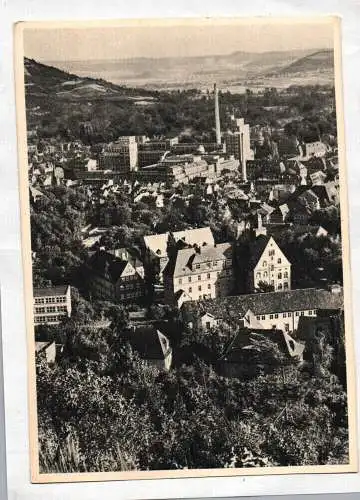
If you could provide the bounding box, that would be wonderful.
[164,242,234,307]
[33,285,72,326]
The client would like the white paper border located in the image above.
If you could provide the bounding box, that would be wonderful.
[1,1,360,499]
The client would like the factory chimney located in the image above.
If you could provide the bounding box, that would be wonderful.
[214,83,221,145]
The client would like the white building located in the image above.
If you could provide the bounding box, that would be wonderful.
[248,236,291,293]
[33,285,72,326]
[182,287,343,334]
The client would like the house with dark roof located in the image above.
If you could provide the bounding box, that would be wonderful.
[35,340,57,365]
[33,285,72,326]
[181,287,343,334]
[218,328,305,378]
[163,241,234,307]
[126,327,172,371]
[88,250,145,303]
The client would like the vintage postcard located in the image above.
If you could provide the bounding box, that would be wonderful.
[14,16,357,483]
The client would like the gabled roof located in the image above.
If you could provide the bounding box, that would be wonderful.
[221,328,304,363]
[144,232,169,257]
[166,242,233,278]
[182,288,344,322]
[89,251,136,283]
[172,227,215,247]
[127,327,171,360]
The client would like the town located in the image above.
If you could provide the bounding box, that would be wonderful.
[27,58,348,471]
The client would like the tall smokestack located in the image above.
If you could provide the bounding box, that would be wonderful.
[214,83,221,145]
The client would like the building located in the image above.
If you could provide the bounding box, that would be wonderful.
[98,136,138,172]
[143,227,215,283]
[88,250,145,302]
[224,117,253,181]
[33,285,72,326]
[181,287,344,334]
[300,141,328,159]
[219,328,305,377]
[164,242,234,306]
[123,327,172,371]
[246,235,291,293]
[35,340,57,365]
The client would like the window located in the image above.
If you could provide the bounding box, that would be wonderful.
[285,323,289,332]
[277,258,282,264]
[278,283,282,290]
[278,273,282,279]
[207,273,210,279]
[188,277,192,283]
[198,286,202,291]
[196,264,200,269]
[283,313,287,318]
[275,313,278,319]
[206,322,211,330]
[300,311,304,316]
[207,284,211,289]
[270,314,274,319]
[288,312,292,317]
[179,278,182,285]
[256,272,261,279]
[263,271,268,278]
[263,261,267,267]
[284,271,288,278]
[271,265,274,271]
[309,310,312,315]
[198,275,201,281]
[295,312,299,316]
[189,287,192,293]
[261,315,266,320]
[284,282,289,289]
[269,250,275,256]
[257,316,260,320]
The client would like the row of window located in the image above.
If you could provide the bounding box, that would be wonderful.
[34,296,67,305]
[179,269,232,285]
[263,258,282,267]
[188,284,212,294]
[256,271,289,279]
[35,315,63,324]
[256,310,317,321]
[34,306,68,314]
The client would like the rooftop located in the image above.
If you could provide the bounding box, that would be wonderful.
[34,285,70,297]
[182,288,344,321]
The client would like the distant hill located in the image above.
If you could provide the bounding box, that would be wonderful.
[24,57,157,101]
[44,48,329,91]
[267,50,334,77]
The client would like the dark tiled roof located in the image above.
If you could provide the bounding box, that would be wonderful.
[182,288,344,322]
[247,235,270,269]
[88,250,129,283]
[34,285,69,297]
[221,328,304,363]
[127,327,171,360]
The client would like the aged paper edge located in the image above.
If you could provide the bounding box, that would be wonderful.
[13,15,358,484]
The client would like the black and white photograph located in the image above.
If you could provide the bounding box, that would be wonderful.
[15,17,356,482]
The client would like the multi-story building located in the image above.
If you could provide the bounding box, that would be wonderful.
[163,242,234,306]
[144,227,215,283]
[33,285,72,326]
[246,235,291,293]
[224,117,253,181]
[181,286,343,334]
[98,136,138,173]
[88,250,145,303]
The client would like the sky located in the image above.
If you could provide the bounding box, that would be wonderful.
[23,19,335,61]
